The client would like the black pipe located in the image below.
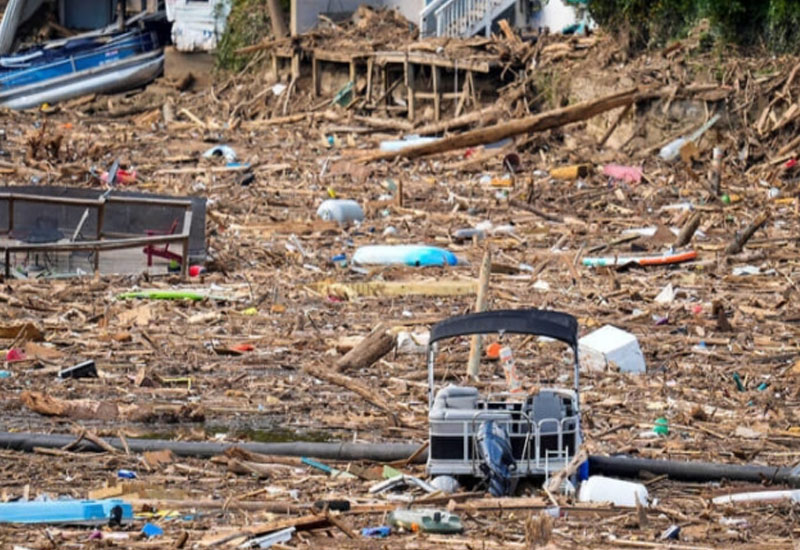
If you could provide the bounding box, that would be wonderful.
[590,455,800,487]
[2,432,797,487]
[0,432,424,462]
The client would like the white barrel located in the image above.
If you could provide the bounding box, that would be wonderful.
[316,199,364,224]
[578,476,648,508]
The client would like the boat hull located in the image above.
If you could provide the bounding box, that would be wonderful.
[0,49,163,109]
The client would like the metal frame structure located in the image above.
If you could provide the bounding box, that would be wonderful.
[426,309,582,479]
[0,192,193,279]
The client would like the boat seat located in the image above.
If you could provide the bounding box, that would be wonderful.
[432,384,479,411]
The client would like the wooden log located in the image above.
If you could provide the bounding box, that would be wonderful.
[224,446,304,467]
[598,103,632,147]
[777,132,800,157]
[545,448,587,493]
[414,104,503,136]
[352,115,413,132]
[467,249,491,379]
[207,514,328,547]
[266,0,288,38]
[310,279,477,299]
[710,147,722,195]
[335,323,396,372]
[453,497,548,511]
[725,212,769,255]
[303,363,399,425]
[674,211,702,248]
[509,199,563,223]
[357,87,644,163]
[128,498,306,514]
[326,511,357,539]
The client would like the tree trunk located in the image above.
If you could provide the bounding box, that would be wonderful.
[267,0,288,38]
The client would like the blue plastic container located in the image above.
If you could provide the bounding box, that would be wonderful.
[352,245,459,267]
[0,499,133,525]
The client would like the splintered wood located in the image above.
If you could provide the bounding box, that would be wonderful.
[1,11,800,550]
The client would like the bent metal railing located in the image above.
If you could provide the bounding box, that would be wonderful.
[0,193,193,279]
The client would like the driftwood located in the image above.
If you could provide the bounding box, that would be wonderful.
[467,249,491,378]
[509,199,563,223]
[303,363,399,425]
[725,212,769,255]
[20,391,204,423]
[674,211,702,247]
[335,323,396,372]
[357,87,645,163]
[266,0,288,38]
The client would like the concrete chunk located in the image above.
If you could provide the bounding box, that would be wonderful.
[579,325,646,374]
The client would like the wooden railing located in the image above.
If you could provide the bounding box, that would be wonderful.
[0,193,194,279]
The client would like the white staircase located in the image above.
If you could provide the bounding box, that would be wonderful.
[420,0,520,38]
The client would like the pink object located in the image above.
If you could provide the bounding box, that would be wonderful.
[6,348,25,362]
[785,159,797,169]
[603,164,644,184]
[691,304,703,315]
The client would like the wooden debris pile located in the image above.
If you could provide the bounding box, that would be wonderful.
[0,21,799,550]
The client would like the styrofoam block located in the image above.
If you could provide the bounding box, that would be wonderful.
[579,476,648,508]
[578,324,646,374]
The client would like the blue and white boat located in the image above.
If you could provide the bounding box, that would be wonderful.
[0,29,163,109]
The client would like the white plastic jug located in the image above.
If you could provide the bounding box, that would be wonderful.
[316,199,364,224]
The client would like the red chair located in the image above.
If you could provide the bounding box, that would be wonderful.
[143,219,182,266]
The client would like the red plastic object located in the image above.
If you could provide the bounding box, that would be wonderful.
[6,348,25,362]
[189,265,205,277]
[231,344,254,352]
[785,159,797,169]
[101,169,137,185]
[143,219,182,267]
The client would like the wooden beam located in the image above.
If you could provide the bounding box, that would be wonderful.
[467,249,491,379]
[405,59,415,121]
[373,51,491,73]
[674,211,702,248]
[365,57,374,104]
[335,323,395,372]
[303,363,399,426]
[432,65,441,121]
[310,279,477,299]
[311,54,319,97]
[357,87,645,163]
[266,0,288,38]
[725,212,769,255]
